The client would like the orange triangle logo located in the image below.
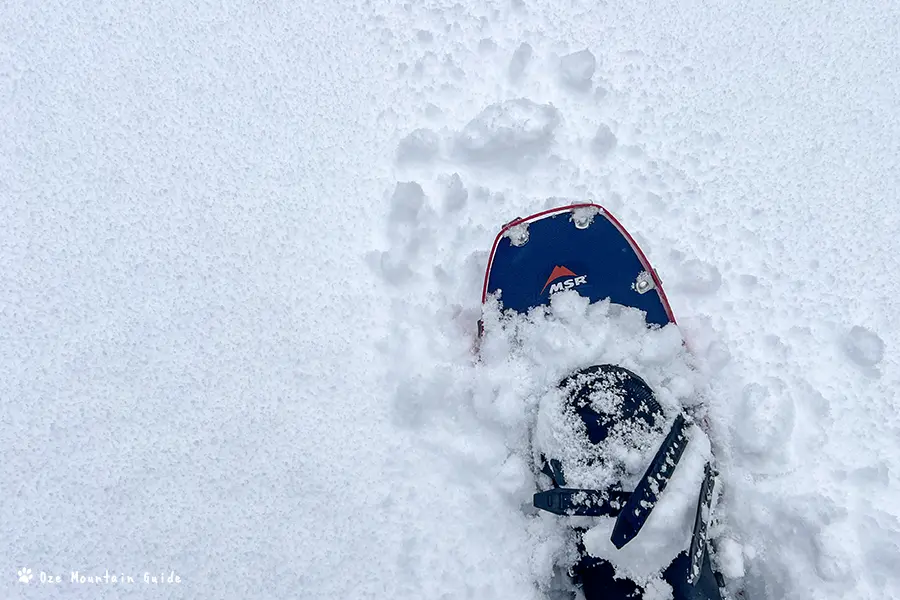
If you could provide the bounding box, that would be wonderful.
[541,265,578,294]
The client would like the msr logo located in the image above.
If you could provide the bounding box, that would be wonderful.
[541,265,588,295]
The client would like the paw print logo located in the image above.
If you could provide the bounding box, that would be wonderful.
[18,568,33,583]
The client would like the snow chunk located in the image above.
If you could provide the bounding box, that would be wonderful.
[397,128,441,164]
[639,324,685,366]
[495,453,534,499]
[559,49,596,91]
[716,537,746,579]
[592,123,618,158]
[642,578,675,600]
[443,173,468,212]
[369,248,414,285]
[815,520,857,582]
[733,380,795,463]
[455,99,560,169]
[676,259,722,295]
[478,38,496,54]
[842,325,884,367]
[389,181,426,222]
[508,42,533,82]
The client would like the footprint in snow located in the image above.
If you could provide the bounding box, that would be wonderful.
[841,325,884,376]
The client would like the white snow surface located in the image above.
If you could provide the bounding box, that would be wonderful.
[3,0,900,599]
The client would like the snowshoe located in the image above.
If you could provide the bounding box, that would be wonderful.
[480,204,726,600]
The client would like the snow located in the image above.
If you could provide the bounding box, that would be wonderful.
[843,325,886,370]
[396,128,442,164]
[455,99,561,169]
[558,50,597,92]
[591,124,618,159]
[508,43,533,83]
[2,0,899,599]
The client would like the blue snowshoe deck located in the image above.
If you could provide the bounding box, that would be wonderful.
[482,203,675,325]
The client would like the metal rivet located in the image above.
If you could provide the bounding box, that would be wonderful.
[634,271,656,294]
[506,223,530,247]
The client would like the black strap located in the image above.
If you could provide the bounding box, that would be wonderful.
[687,462,716,585]
[533,487,630,517]
[611,414,689,548]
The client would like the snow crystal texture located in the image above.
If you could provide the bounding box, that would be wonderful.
[3,0,899,599]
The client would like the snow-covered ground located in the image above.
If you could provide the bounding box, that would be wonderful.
[2,0,898,598]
